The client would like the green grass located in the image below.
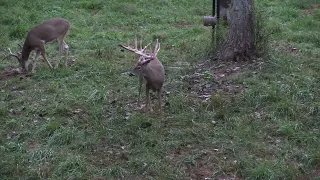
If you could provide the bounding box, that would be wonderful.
[1,0,320,179]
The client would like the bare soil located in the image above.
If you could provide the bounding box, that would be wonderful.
[186,58,263,102]
[0,67,23,81]
[167,146,241,180]
[303,4,320,15]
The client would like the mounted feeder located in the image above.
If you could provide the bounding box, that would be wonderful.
[203,16,217,27]
[203,0,229,27]
[204,0,229,47]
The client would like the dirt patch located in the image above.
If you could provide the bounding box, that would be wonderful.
[276,43,301,54]
[166,146,241,179]
[298,167,320,179]
[166,146,215,179]
[303,4,320,15]
[27,141,39,152]
[0,67,23,81]
[87,144,129,167]
[309,168,320,178]
[185,58,263,102]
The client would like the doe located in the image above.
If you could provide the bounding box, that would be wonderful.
[5,18,70,73]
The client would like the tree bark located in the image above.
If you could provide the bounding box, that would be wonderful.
[216,0,255,61]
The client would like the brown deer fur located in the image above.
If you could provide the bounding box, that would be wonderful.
[7,18,70,72]
[120,39,165,118]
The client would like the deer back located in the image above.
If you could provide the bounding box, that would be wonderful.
[25,18,70,47]
[135,57,165,91]
[120,38,165,91]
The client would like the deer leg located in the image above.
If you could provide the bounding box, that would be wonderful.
[58,36,69,68]
[157,90,163,118]
[42,53,53,69]
[39,45,53,69]
[138,75,143,107]
[63,41,69,67]
[31,51,41,73]
[56,39,62,68]
[145,85,153,113]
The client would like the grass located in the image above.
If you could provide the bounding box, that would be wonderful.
[1,0,320,179]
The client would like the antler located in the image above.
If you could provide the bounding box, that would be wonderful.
[153,39,160,57]
[3,48,20,60]
[119,36,151,58]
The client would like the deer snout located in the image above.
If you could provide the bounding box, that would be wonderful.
[129,67,141,77]
[129,71,140,77]
[20,61,29,73]
[129,72,135,77]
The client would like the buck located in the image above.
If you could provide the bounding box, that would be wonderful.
[5,18,70,73]
[120,37,165,118]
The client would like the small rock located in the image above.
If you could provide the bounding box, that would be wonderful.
[7,131,19,139]
[124,112,131,120]
[72,109,82,114]
[9,109,16,114]
[233,67,240,71]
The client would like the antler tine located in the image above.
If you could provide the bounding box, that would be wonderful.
[135,34,138,49]
[138,37,151,53]
[140,39,142,50]
[142,43,151,51]
[3,48,19,60]
[149,43,152,54]
[119,36,153,58]
[153,39,160,57]
[8,48,13,54]
[119,44,151,58]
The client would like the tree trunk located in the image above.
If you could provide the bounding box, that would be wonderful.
[216,0,255,61]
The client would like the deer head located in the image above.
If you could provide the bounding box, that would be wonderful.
[119,37,165,118]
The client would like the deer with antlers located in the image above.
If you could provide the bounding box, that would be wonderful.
[120,37,165,118]
[5,18,70,73]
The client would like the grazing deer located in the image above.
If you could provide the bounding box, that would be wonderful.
[5,18,70,73]
[120,37,165,118]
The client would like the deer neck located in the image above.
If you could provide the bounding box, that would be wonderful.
[20,45,31,71]
[141,58,164,84]
[21,45,31,62]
